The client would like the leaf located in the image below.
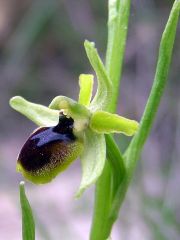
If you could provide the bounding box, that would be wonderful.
[76,129,106,197]
[84,40,112,111]
[125,0,180,169]
[78,74,94,106]
[90,111,139,136]
[10,96,59,126]
[19,181,35,240]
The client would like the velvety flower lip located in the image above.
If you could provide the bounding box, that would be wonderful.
[17,113,83,184]
[30,114,75,148]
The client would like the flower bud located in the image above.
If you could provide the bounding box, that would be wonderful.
[17,113,83,184]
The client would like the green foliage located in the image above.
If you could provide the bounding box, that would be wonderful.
[90,1,180,239]
[19,182,35,240]
[106,0,131,112]
[125,0,180,170]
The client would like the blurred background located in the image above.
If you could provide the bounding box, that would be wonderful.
[0,0,179,239]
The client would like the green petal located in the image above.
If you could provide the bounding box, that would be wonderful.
[84,40,112,111]
[10,96,59,126]
[76,129,106,197]
[90,111,139,136]
[49,96,90,133]
[49,96,90,119]
[19,181,35,240]
[78,74,94,106]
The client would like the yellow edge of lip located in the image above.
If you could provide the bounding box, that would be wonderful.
[16,162,22,172]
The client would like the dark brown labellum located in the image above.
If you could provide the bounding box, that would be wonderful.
[17,113,83,184]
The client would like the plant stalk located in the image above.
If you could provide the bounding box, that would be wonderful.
[107,0,180,233]
[90,0,180,239]
[90,0,131,239]
[106,0,131,113]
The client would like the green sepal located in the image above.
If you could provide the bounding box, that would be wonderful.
[10,96,59,127]
[76,129,106,197]
[84,40,112,111]
[78,74,94,106]
[19,181,35,240]
[90,111,139,136]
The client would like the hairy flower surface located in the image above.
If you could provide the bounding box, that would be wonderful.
[17,113,83,184]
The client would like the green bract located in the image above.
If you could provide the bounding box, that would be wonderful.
[10,40,139,196]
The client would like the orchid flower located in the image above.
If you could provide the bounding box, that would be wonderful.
[10,40,138,197]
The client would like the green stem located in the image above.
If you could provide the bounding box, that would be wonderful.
[105,135,126,198]
[90,136,125,240]
[90,1,131,239]
[109,0,180,229]
[126,0,180,171]
[90,1,180,239]
[90,161,112,240]
[106,0,131,112]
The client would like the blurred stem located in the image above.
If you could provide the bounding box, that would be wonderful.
[90,0,131,239]
[6,0,58,64]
